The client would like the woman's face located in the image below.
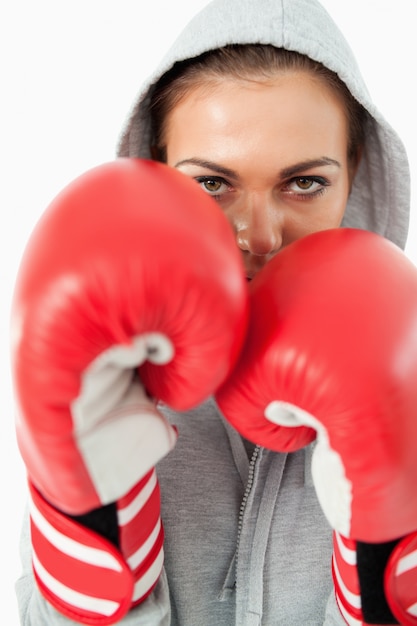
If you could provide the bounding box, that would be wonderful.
[164,71,356,279]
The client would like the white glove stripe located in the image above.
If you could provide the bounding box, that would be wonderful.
[396,547,417,575]
[332,553,361,609]
[118,469,158,526]
[334,530,357,566]
[32,548,120,617]
[30,493,122,570]
[132,545,164,603]
[334,592,363,626]
[127,517,162,570]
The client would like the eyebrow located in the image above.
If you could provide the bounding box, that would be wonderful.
[174,157,341,180]
[280,157,341,179]
[174,158,238,180]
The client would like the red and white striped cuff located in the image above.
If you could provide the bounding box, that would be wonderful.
[332,531,363,626]
[29,469,164,625]
[333,530,417,626]
[117,470,164,608]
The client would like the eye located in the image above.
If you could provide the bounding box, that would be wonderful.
[284,176,329,198]
[295,178,316,191]
[195,176,231,197]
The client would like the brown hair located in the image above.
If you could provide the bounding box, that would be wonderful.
[149,44,366,165]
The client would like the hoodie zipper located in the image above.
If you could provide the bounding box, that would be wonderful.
[234,444,261,588]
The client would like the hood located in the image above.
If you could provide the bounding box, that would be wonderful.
[117,0,410,249]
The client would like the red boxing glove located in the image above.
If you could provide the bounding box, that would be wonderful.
[217,228,417,625]
[11,158,248,624]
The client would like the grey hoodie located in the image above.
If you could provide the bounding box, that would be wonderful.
[15,0,410,625]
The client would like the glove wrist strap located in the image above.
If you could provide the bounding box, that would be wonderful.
[333,531,417,626]
[29,470,164,625]
[385,531,417,625]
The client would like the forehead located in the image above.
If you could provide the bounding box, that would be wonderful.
[165,72,349,168]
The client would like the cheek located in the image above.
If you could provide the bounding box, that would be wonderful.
[322,195,349,229]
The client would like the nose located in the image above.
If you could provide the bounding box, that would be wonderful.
[235,192,282,257]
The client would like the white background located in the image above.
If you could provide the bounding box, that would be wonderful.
[1,1,415,621]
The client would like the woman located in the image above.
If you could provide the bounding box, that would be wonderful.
[15,0,410,624]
